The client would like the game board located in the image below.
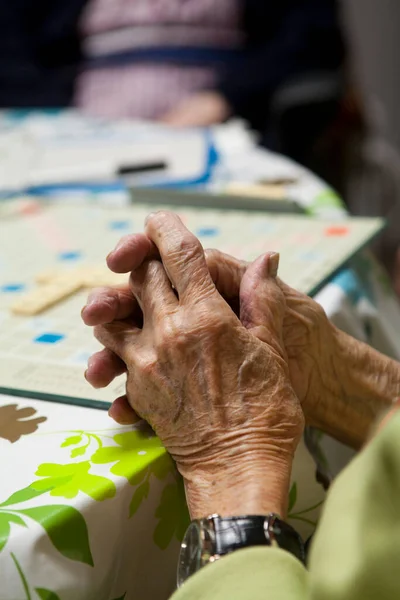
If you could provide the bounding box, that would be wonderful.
[0,198,383,409]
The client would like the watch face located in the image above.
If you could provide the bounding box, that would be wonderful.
[177,522,202,587]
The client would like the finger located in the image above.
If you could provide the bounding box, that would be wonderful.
[107,234,158,273]
[145,211,215,301]
[108,234,247,299]
[108,395,140,425]
[85,348,126,389]
[239,252,286,352]
[205,248,247,310]
[94,321,140,363]
[81,285,138,326]
[129,259,177,323]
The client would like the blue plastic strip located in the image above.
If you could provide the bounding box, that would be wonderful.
[147,129,219,189]
[16,129,218,196]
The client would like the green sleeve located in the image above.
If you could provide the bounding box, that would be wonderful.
[308,410,400,599]
[171,546,307,600]
[171,412,400,600]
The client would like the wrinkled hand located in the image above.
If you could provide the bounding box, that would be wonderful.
[83,240,333,427]
[90,214,303,505]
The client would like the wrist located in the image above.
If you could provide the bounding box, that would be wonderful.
[180,450,293,520]
[310,326,400,448]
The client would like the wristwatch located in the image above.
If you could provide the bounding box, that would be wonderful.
[177,513,305,587]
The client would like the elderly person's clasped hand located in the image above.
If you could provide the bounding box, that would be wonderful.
[85,215,378,450]
[81,210,400,597]
[83,210,398,520]
[84,213,303,518]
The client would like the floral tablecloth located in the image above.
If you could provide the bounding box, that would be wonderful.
[0,394,326,600]
[1,114,400,600]
[0,396,189,600]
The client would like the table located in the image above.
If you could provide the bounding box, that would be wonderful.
[1,113,400,600]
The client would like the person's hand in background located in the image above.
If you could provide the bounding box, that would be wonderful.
[159,91,231,127]
[89,213,303,519]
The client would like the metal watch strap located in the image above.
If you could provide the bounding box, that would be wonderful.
[213,514,306,564]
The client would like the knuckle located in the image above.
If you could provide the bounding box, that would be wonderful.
[150,210,168,223]
[101,294,119,315]
[145,211,169,231]
[169,234,203,267]
[181,235,203,260]
[158,318,187,352]
[137,352,158,377]
[191,308,233,338]
[213,314,236,336]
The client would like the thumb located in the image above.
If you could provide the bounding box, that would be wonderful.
[240,252,286,351]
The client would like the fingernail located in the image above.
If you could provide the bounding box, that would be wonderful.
[268,253,280,278]
[84,369,88,381]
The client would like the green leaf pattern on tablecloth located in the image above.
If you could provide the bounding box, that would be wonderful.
[31,462,116,501]
[0,484,52,508]
[70,446,87,458]
[0,426,187,592]
[153,478,190,550]
[60,435,83,448]
[1,425,324,587]
[19,505,94,566]
[129,480,150,517]
[59,431,105,459]
[0,513,26,552]
[10,551,62,600]
[90,430,184,528]
[35,588,61,600]
[91,430,166,483]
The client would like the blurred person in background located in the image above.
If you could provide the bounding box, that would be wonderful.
[0,0,345,164]
[2,0,398,292]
